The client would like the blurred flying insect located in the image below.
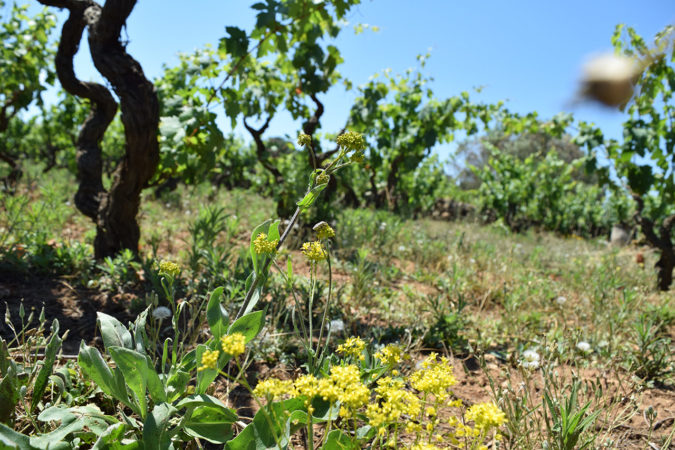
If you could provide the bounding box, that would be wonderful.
[578,52,643,108]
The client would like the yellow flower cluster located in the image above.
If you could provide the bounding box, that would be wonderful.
[313,221,335,240]
[366,377,421,428]
[465,402,507,432]
[220,333,246,357]
[336,336,366,360]
[301,241,326,262]
[315,170,330,185]
[327,365,369,417]
[245,337,506,448]
[253,233,278,255]
[297,133,312,147]
[197,349,219,372]
[374,344,404,365]
[158,260,180,278]
[337,131,366,151]
[294,374,320,410]
[409,353,457,401]
[252,379,295,401]
[411,444,442,450]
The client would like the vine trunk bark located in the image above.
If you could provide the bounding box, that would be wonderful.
[39,0,159,259]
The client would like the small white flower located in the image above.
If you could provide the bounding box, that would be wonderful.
[328,319,345,333]
[152,306,172,321]
[520,349,540,369]
[555,296,567,306]
[379,222,387,231]
[577,341,592,353]
[398,245,406,252]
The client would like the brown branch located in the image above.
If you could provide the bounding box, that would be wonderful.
[0,91,22,132]
[244,116,283,182]
[303,93,324,137]
[315,126,344,168]
[632,193,662,249]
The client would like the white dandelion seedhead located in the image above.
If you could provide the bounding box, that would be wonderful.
[328,319,345,333]
[555,296,567,306]
[152,306,172,321]
[576,341,592,353]
[520,349,541,370]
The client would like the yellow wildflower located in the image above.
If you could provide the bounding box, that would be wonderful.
[297,133,312,147]
[409,353,457,401]
[294,374,320,406]
[374,344,404,366]
[220,333,246,357]
[313,221,335,240]
[465,402,507,432]
[301,241,326,262]
[198,349,219,372]
[367,376,421,428]
[336,336,365,360]
[315,170,330,185]
[411,444,442,450]
[336,131,366,151]
[253,379,295,401]
[329,365,369,416]
[253,233,278,255]
[158,260,180,278]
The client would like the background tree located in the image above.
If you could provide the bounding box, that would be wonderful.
[346,56,503,212]
[161,0,362,219]
[38,0,159,259]
[604,24,675,290]
[0,1,55,189]
[453,128,590,190]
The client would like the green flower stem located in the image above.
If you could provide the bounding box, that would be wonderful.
[315,250,333,368]
[219,360,284,450]
[235,205,302,320]
[235,144,354,320]
[307,413,315,450]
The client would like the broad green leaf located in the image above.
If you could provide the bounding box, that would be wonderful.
[175,394,238,422]
[0,339,10,375]
[0,362,19,423]
[206,287,227,339]
[78,342,132,412]
[228,310,265,343]
[297,183,328,209]
[91,423,130,450]
[0,423,30,450]
[183,404,235,443]
[226,398,304,450]
[267,219,281,242]
[108,347,167,415]
[322,430,357,450]
[132,308,149,353]
[166,369,190,403]
[142,403,176,450]
[31,320,62,412]
[97,313,133,350]
[29,415,83,449]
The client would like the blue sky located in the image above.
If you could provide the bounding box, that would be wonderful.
[34,0,675,162]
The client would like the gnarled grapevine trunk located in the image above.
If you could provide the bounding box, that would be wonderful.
[38,0,159,259]
[634,194,675,291]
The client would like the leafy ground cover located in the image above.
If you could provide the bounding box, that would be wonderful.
[1,166,673,448]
